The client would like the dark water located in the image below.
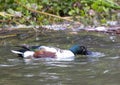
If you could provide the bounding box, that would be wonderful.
[0,31,120,85]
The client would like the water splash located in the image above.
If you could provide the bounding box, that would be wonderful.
[87,52,105,62]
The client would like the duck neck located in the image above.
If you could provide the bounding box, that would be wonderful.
[69,47,78,55]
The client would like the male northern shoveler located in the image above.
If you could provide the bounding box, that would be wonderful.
[11,44,91,61]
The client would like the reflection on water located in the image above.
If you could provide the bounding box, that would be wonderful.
[0,31,120,85]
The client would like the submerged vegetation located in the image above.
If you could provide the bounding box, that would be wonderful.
[0,0,120,28]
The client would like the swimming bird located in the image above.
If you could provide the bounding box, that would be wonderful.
[11,44,91,61]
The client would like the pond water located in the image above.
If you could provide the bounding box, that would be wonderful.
[0,30,120,85]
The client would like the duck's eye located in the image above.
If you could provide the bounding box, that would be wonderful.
[80,46,86,50]
[80,46,87,54]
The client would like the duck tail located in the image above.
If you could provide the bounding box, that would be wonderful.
[11,50,24,55]
[11,50,25,58]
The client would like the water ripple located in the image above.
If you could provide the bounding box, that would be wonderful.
[0,64,15,67]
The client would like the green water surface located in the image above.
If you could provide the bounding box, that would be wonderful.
[0,30,120,85]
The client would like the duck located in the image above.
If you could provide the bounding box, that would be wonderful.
[11,44,92,61]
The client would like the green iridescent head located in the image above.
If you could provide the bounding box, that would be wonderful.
[69,45,89,55]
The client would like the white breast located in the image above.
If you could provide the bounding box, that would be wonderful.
[55,50,75,61]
